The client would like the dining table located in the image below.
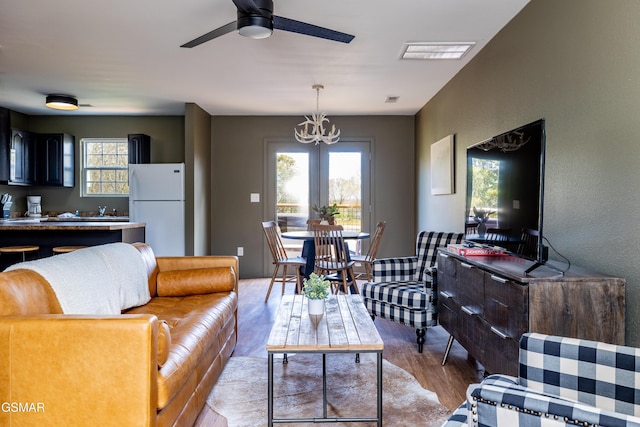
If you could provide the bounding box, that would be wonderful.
[280,230,370,281]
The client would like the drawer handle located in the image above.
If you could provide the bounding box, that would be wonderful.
[490,326,509,339]
[461,306,476,316]
[490,275,509,283]
[439,253,450,259]
[439,291,453,299]
[461,262,474,269]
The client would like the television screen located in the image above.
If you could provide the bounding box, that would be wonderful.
[465,119,546,261]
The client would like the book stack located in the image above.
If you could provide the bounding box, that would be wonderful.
[447,243,508,257]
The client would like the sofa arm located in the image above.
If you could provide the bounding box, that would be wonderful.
[371,256,418,282]
[469,380,640,427]
[0,315,159,427]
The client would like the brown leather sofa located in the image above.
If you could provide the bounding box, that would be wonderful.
[0,242,238,427]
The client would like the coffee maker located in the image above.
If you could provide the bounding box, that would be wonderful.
[27,195,42,218]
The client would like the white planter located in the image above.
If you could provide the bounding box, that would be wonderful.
[308,298,325,315]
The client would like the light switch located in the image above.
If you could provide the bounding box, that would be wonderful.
[513,200,520,209]
[250,193,260,203]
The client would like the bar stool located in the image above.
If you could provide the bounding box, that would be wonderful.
[52,245,87,254]
[0,245,40,262]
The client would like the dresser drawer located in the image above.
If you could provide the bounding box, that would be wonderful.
[438,296,458,336]
[484,273,528,340]
[437,252,458,277]
[457,261,484,315]
[485,325,519,376]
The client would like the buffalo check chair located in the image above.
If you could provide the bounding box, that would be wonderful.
[361,231,464,353]
[443,333,640,427]
[262,221,307,302]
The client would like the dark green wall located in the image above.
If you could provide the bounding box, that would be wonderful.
[416,0,640,345]
[210,115,416,278]
[1,115,184,215]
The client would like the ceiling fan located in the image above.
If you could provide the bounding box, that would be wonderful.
[181,0,355,48]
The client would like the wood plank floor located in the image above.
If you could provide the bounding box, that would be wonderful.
[194,278,484,426]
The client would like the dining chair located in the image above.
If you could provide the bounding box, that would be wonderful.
[262,221,307,302]
[465,222,478,235]
[312,224,357,294]
[517,227,540,258]
[306,219,321,230]
[352,221,386,283]
[485,227,511,242]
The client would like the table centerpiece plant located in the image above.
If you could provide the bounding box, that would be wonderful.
[472,206,495,236]
[303,272,330,315]
[312,203,340,225]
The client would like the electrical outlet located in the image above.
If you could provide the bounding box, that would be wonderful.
[237,247,244,256]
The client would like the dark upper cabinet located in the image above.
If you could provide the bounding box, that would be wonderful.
[37,133,75,187]
[10,129,37,186]
[8,129,75,187]
[128,133,150,164]
[0,108,10,182]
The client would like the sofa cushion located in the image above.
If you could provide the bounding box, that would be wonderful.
[126,292,238,410]
[156,267,235,297]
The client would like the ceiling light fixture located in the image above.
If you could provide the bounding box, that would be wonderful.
[45,94,79,111]
[237,0,274,39]
[401,42,476,60]
[294,84,340,145]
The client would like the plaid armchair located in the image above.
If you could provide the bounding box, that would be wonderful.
[442,333,640,427]
[361,231,464,352]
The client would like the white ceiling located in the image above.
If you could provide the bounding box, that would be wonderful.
[0,0,530,116]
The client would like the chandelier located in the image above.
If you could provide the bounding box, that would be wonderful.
[294,84,340,145]
[476,131,531,152]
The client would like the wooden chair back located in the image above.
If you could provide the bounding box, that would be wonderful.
[485,227,511,242]
[362,221,386,262]
[306,219,322,230]
[517,227,540,258]
[262,221,288,263]
[312,224,349,270]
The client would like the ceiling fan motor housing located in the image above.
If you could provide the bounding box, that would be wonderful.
[237,0,274,38]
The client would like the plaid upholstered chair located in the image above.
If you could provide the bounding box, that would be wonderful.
[361,231,464,353]
[443,333,640,427]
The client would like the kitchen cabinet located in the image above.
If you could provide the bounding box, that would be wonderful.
[128,133,150,164]
[0,107,10,182]
[437,250,625,376]
[37,133,75,187]
[10,129,37,185]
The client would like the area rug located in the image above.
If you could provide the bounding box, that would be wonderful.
[207,353,452,426]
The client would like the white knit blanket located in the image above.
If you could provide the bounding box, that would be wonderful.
[6,243,150,314]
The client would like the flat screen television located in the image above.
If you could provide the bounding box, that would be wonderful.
[465,119,547,271]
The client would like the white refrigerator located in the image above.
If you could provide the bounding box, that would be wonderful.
[129,163,185,256]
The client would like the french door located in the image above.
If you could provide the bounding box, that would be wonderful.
[264,140,371,274]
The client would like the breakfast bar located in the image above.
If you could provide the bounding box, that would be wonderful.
[0,219,145,268]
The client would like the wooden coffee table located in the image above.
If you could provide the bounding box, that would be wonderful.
[266,294,384,426]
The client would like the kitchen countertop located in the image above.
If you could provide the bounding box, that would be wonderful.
[0,219,145,230]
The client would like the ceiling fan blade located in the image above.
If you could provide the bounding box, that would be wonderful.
[273,16,354,44]
[180,21,237,48]
[232,0,263,15]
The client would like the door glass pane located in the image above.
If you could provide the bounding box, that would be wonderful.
[328,152,361,232]
[276,152,309,256]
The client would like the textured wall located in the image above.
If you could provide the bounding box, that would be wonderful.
[416,0,640,345]
[210,115,416,278]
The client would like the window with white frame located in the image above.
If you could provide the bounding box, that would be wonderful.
[81,138,129,196]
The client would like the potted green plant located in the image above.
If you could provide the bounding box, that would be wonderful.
[312,203,340,225]
[472,206,495,236]
[302,272,330,315]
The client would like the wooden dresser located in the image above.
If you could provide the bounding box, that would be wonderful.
[436,250,625,376]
